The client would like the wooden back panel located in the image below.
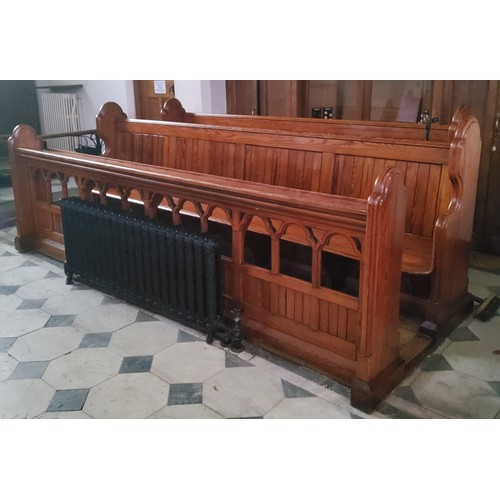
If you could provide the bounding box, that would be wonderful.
[97,102,450,239]
[161,97,450,143]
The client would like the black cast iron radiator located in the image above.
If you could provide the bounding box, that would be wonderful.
[59,197,242,350]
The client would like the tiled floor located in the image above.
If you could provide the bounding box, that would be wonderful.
[0,220,499,418]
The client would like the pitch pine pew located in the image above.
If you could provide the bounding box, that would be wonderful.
[9,124,406,412]
[102,101,481,336]
[161,97,451,142]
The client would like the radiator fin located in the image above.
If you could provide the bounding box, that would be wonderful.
[39,93,81,151]
[59,197,222,332]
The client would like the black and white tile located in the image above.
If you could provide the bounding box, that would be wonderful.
[0,225,499,419]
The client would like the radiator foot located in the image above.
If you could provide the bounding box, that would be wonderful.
[64,264,74,285]
[206,306,244,353]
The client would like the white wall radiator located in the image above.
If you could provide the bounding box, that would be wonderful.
[39,93,81,151]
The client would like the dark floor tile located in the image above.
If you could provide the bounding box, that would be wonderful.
[391,386,421,405]
[119,355,153,374]
[101,295,123,305]
[488,381,500,396]
[79,332,112,349]
[0,337,16,352]
[44,271,62,279]
[45,314,76,328]
[281,379,315,399]
[177,330,198,343]
[225,351,253,368]
[20,261,38,268]
[135,311,159,323]
[449,327,479,342]
[9,361,49,380]
[421,354,454,372]
[167,383,203,406]
[0,285,19,295]
[47,389,90,412]
[376,402,420,419]
[16,299,47,310]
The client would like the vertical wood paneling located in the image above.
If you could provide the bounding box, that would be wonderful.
[225,143,237,179]
[118,132,133,161]
[310,152,323,192]
[201,140,210,174]
[133,134,143,163]
[359,157,374,199]
[278,285,287,317]
[319,299,329,332]
[275,149,289,187]
[270,283,279,315]
[302,293,311,326]
[233,144,246,180]
[167,135,177,168]
[294,290,303,323]
[211,141,223,177]
[286,288,295,320]
[411,163,431,236]
[310,296,319,331]
[184,138,193,171]
[422,164,442,237]
[337,306,348,339]
[319,153,335,194]
[141,134,153,165]
[255,146,267,183]
[347,309,358,343]
[264,148,278,185]
[328,302,339,336]
[404,162,419,233]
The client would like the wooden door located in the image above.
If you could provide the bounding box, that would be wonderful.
[226,80,307,117]
[477,82,500,254]
[226,81,259,115]
[133,80,175,120]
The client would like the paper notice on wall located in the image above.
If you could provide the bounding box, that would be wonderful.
[154,81,167,94]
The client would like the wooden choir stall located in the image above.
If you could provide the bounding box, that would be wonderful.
[8,98,481,412]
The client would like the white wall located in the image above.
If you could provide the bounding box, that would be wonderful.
[35,80,227,130]
[35,80,136,129]
[174,80,226,114]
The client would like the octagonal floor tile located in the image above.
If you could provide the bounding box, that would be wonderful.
[0,255,26,273]
[0,379,55,418]
[109,321,179,357]
[468,317,500,351]
[0,265,49,286]
[0,309,50,338]
[265,396,351,419]
[72,303,138,333]
[203,366,285,418]
[42,348,123,390]
[9,326,83,362]
[16,277,69,300]
[442,340,500,381]
[411,370,500,419]
[151,341,225,384]
[42,289,104,316]
[0,353,18,382]
[0,294,22,313]
[83,372,170,418]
